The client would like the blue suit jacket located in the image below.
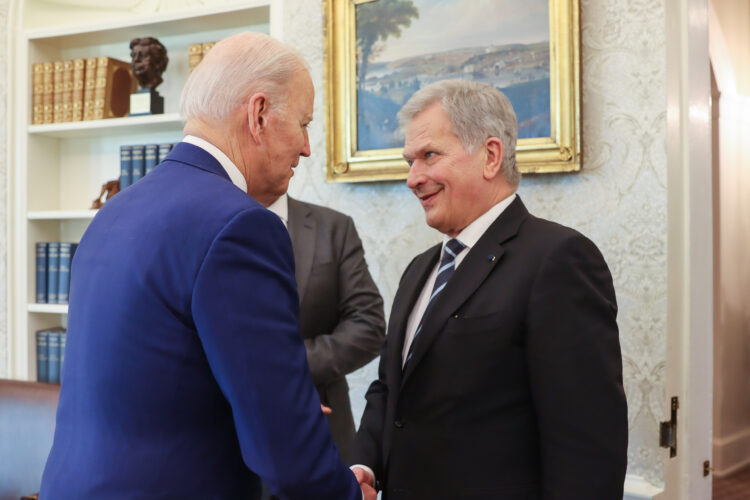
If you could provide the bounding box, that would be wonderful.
[40,143,361,500]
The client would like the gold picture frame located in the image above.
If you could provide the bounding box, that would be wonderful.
[325,0,581,183]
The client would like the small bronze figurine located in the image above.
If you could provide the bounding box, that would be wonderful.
[130,37,168,90]
[91,179,121,209]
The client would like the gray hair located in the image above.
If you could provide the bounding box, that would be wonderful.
[398,79,520,186]
[180,32,308,122]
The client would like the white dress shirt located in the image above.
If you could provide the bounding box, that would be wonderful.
[182,135,247,192]
[401,193,517,365]
[266,193,289,228]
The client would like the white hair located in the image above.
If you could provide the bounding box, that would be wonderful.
[398,79,520,186]
[180,32,308,122]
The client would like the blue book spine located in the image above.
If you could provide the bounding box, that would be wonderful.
[120,145,133,190]
[157,143,172,164]
[60,330,67,383]
[48,330,61,384]
[131,144,145,183]
[36,329,50,383]
[47,242,60,304]
[57,242,73,304]
[36,242,48,303]
[144,144,158,175]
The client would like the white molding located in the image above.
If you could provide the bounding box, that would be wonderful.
[27,304,68,314]
[624,474,663,500]
[663,0,714,498]
[713,427,750,477]
[28,113,184,139]
[24,0,272,39]
[28,210,97,220]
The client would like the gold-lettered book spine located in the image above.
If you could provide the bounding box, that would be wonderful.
[188,43,203,72]
[52,61,64,123]
[62,59,74,122]
[42,62,54,124]
[31,63,44,125]
[71,58,85,122]
[83,57,98,121]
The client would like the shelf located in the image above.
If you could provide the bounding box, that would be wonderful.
[25,1,272,47]
[28,304,69,314]
[28,113,184,139]
[28,210,98,220]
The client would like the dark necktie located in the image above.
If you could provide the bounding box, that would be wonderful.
[404,238,466,369]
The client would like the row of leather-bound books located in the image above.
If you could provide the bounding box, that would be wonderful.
[31,56,137,125]
[188,41,216,72]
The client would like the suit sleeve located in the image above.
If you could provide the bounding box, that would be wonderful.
[304,216,386,386]
[191,207,360,500]
[526,233,628,499]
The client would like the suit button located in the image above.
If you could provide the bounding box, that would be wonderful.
[394,419,404,428]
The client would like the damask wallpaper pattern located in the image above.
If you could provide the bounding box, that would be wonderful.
[0,0,667,487]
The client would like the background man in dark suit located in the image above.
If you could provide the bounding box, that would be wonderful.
[351,79,628,499]
[267,194,385,461]
[40,32,374,500]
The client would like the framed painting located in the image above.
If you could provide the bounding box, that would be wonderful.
[325,0,581,182]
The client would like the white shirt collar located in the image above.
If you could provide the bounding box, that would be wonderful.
[182,135,248,193]
[447,193,517,257]
[266,193,289,228]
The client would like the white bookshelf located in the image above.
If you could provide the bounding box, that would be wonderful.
[6,0,283,381]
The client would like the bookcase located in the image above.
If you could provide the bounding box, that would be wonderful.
[6,0,284,381]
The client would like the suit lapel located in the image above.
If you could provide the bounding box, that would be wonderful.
[401,197,530,385]
[287,198,315,302]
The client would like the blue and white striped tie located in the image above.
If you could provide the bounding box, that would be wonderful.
[404,238,465,369]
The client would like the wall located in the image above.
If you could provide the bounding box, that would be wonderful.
[710,0,750,476]
[0,0,10,378]
[0,0,669,487]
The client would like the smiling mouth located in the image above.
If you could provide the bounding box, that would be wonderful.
[417,190,440,205]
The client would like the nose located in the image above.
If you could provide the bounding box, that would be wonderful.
[301,128,311,157]
[406,160,424,190]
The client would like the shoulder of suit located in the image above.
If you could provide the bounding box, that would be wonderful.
[289,198,353,223]
[520,212,601,256]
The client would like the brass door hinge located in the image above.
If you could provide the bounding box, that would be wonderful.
[660,396,679,457]
[703,460,713,477]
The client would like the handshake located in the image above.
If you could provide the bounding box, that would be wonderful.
[352,467,376,500]
[319,404,377,499]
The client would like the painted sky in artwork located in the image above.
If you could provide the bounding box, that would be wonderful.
[372,0,549,63]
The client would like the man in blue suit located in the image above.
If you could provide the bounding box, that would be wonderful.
[40,32,373,500]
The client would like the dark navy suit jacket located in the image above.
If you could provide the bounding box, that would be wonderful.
[40,142,361,500]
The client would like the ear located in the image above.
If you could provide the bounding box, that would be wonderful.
[482,137,504,180]
[247,92,269,144]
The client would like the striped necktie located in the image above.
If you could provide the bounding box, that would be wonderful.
[404,238,466,369]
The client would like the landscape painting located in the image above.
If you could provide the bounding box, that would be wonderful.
[355,0,550,151]
[325,0,581,182]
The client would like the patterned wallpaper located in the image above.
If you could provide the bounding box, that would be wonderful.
[0,0,667,487]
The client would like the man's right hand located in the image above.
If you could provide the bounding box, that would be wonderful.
[352,466,374,487]
[360,481,377,500]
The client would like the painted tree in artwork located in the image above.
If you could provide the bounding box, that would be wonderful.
[356,0,419,89]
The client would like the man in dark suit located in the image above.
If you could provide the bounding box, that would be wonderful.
[266,194,385,461]
[351,79,628,499]
[40,32,373,500]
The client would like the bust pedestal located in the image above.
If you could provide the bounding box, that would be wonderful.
[129,88,164,116]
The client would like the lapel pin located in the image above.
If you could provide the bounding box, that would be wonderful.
[488,254,496,262]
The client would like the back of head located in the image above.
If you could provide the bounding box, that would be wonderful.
[180,32,307,123]
[399,79,520,186]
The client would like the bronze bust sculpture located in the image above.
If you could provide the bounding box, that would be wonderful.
[129,37,169,90]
